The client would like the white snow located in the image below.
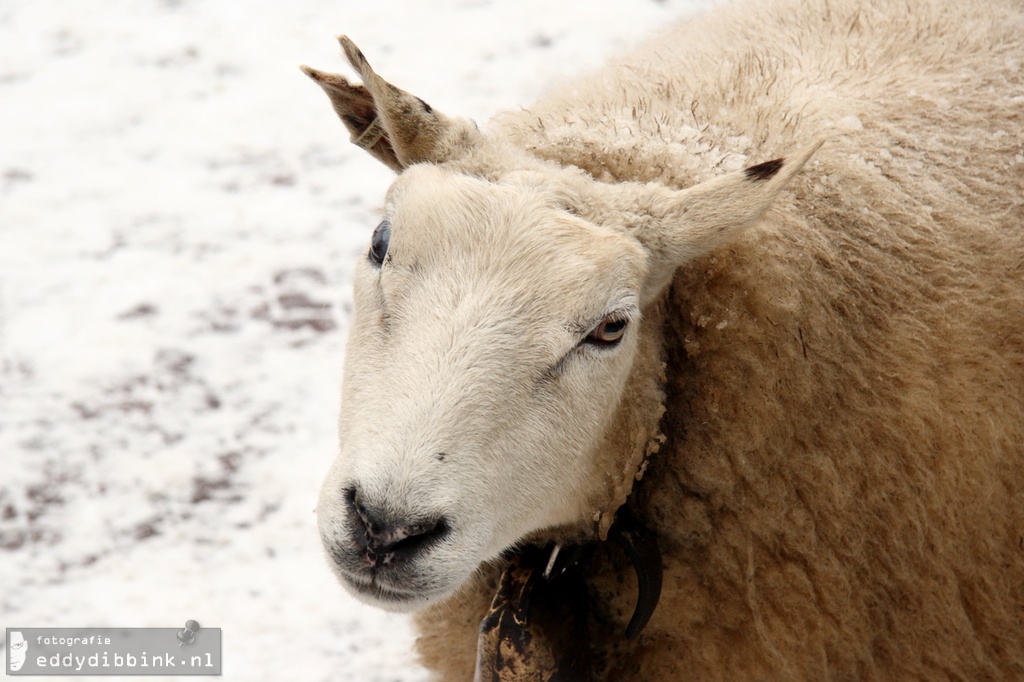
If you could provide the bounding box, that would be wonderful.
[0,1,708,679]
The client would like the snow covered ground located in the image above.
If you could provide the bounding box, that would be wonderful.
[0,1,708,679]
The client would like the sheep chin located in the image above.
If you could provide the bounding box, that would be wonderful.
[338,568,467,614]
[341,578,434,613]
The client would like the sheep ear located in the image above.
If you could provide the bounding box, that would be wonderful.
[301,37,477,172]
[624,141,823,297]
[641,141,822,263]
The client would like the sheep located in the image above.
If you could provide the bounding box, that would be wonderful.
[303,0,1024,678]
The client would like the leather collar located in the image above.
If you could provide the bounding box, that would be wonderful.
[473,510,663,681]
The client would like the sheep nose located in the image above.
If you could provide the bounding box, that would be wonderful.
[345,486,449,568]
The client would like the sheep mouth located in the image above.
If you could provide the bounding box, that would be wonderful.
[348,576,416,602]
[326,542,449,604]
[340,571,446,610]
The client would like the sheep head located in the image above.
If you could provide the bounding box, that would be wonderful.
[304,39,820,612]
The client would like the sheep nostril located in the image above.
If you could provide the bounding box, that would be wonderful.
[344,486,367,528]
[384,516,450,556]
[343,486,449,566]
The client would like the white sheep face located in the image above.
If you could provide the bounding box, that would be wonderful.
[303,36,818,612]
[317,164,648,611]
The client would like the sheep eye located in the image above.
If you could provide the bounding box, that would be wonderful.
[585,316,628,347]
[368,219,391,266]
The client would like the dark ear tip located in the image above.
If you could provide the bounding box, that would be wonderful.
[743,157,785,182]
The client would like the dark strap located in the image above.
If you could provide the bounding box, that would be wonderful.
[474,513,663,681]
[609,510,664,640]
